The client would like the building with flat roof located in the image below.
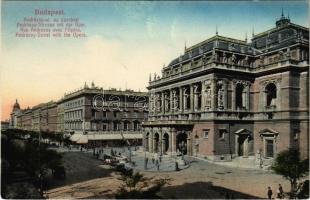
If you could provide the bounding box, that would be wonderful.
[9,82,149,146]
[60,82,148,145]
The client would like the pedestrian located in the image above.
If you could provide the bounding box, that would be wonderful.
[156,160,159,171]
[278,184,284,198]
[159,155,162,163]
[152,157,155,164]
[267,186,273,199]
[175,162,179,171]
[144,157,148,170]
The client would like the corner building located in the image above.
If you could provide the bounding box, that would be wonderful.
[142,15,309,163]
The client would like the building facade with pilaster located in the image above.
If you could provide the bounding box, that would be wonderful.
[142,15,309,163]
[59,82,148,145]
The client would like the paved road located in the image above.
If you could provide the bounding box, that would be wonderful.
[46,148,290,199]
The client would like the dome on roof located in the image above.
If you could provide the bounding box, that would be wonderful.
[12,99,20,112]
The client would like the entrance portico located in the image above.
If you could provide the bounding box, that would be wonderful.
[143,124,193,155]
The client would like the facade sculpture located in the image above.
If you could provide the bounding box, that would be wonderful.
[143,15,309,163]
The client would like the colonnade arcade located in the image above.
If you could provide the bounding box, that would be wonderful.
[149,79,251,116]
[143,127,192,155]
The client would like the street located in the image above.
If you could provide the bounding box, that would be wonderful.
[45,149,290,199]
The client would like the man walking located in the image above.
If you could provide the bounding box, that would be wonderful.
[278,184,284,198]
[267,186,273,199]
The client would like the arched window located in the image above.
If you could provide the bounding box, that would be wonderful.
[113,121,119,131]
[123,121,129,131]
[236,83,246,109]
[265,83,277,107]
[133,121,140,131]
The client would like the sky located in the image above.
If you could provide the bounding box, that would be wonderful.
[1,1,309,120]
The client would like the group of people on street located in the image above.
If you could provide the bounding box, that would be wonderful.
[144,154,162,171]
[267,184,284,199]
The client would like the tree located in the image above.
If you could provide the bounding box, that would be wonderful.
[114,165,169,199]
[271,148,309,197]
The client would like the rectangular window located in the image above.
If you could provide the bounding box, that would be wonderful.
[266,140,274,158]
[203,129,209,139]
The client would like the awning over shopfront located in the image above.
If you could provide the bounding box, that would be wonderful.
[69,132,142,143]
[70,133,88,144]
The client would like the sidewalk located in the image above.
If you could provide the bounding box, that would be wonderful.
[191,155,272,171]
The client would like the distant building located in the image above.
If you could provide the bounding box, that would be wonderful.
[18,108,32,131]
[40,102,58,133]
[9,82,149,145]
[10,99,21,128]
[56,102,65,133]
[1,121,10,130]
[143,14,309,163]
[59,82,148,145]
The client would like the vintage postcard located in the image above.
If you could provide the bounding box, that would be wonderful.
[1,0,309,199]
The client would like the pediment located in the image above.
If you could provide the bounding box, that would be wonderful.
[259,128,279,137]
[234,128,251,135]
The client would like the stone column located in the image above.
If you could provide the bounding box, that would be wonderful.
[224,81,228,110]
[187,136,191,156]
[161,91,165,114]
[149,93,154,115]
[235,135,239,155]
[168,132,172,152]
[201,81,206,111]
[160,131,163,154]
[244,137,249,157]
[190,84,194,112]
[259,85,265,111]
[232,81,236,111]
[152,133,156,153]
[172,89,177,114]
[171,128,176,153]
[194,85,199,111]
[170,89,173,115]
[164,92,169,114]
[246,85,250,110]
[179,87,183,113]
[149,131,153,153]
[276,82,281,110]
[211,79,217,110]
[183,88,187,111]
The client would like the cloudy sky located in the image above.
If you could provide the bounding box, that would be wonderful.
[1,1,308,120]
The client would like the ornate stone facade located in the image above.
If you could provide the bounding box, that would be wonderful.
[11,83,148,145]
[143,15,309,162]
